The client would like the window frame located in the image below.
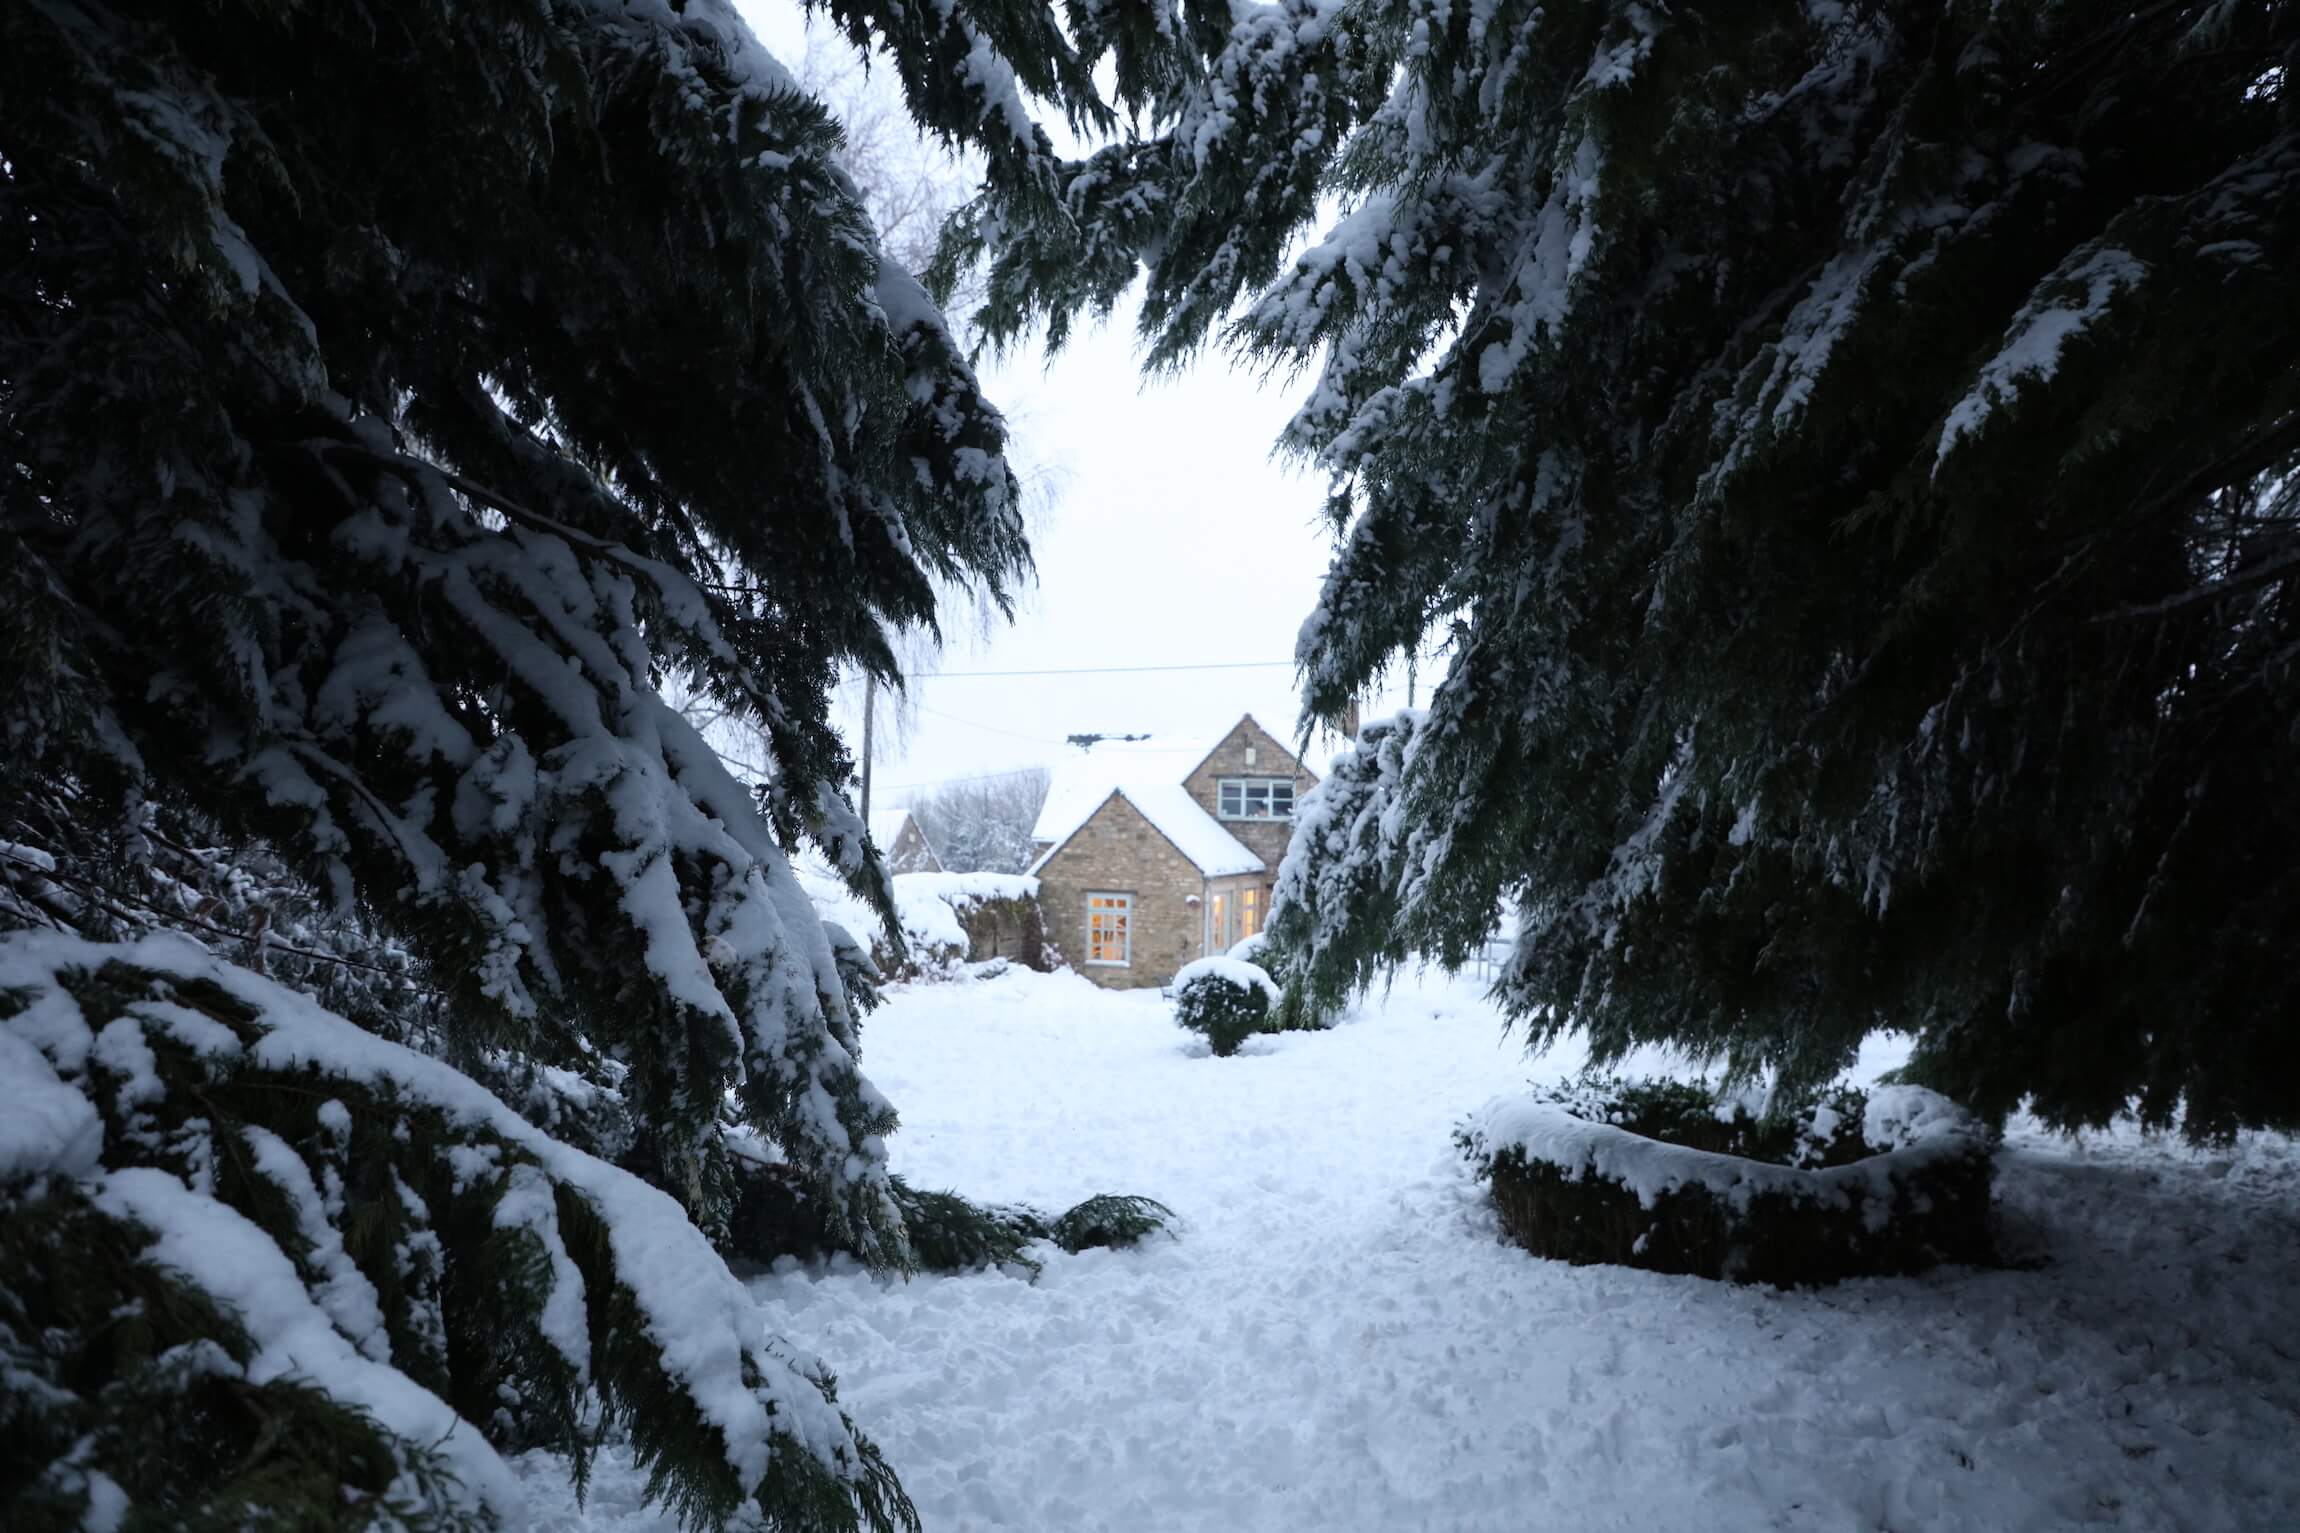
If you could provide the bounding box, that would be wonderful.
[1084,891,1132,967]
[1216,776,1297,822]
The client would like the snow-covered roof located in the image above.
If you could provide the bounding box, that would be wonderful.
[1029,735,1223,846]
[868,808,916,848]
[1028,782,1264,879]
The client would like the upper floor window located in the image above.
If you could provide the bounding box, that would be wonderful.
[1218,777,1295,820]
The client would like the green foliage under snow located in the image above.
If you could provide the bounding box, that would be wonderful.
[739,1174,1175,1284]
[1172,961,1280,1057]
[1,0,1043,1524]
[901,0,2300,1134]
[1457,1077,1996,1286]
[0,935,914,1532]
[3,0,1030,1268]
[1262,713,1422,1034]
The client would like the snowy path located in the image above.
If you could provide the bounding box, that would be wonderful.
[521,969,2300,1532]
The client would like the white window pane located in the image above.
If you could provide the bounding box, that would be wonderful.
[1086,893,1131,964]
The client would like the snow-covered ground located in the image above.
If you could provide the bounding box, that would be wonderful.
[520,968,2300,1532]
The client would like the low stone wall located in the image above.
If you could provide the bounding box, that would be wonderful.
[1457,1083,1995,1287]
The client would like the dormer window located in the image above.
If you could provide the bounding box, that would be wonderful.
[1218,777,1295,820]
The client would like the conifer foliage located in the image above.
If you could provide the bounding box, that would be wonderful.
[5,0,1026,1255]
[916,0,2300,1135]
[1264,712,1422,1031]
[5,0,1026,1525]
[0,934,914,1532]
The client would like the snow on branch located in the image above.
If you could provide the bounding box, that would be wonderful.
[0,930,915,1532]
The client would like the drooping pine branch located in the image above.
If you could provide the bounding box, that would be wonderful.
[0,932,916,1533]
[2,0,1032,1252]
[928,0,2300,1133]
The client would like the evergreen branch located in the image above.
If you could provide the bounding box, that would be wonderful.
[2095,534,2300,622]
[0,848,436,989]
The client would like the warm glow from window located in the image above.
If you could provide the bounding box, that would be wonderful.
[1087,892,1131,965]
[1241,887,1261,938]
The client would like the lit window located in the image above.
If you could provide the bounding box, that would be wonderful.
[1086,892,1131,966]
[1241,887,1261,939]
[1217,777,1296,820]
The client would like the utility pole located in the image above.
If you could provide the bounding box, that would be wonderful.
[860,673,876,822]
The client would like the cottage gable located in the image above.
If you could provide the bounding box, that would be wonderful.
[1180,715,1320,871]
[869,808,943,875]
[1032,792,1261,988]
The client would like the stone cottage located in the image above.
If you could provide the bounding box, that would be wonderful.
[868,807,944,875]
[1027,715,1319,989]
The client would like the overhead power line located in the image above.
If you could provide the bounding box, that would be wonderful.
[876,764,1052,795]
[910,702,1071,745]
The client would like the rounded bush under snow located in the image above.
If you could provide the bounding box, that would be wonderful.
[1223,933,1271,967]
[1456,1078,1995,1286]
[1171,957,1281,1057]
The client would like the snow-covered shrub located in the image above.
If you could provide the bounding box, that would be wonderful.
[0,932,911,1531]
[885,882,972,977]
[800,870,1046,981]
[889,1183,1055,1277]
[1225,933,1329,1034]
[1172,958,1281,1057]
[1457,1078,1994,1287]
[1225,933,1272,967]
[900,874,1047,974]
[895,1186,1171,1277]
[1047,1194,1176,1254]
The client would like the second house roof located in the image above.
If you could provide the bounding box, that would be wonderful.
[1028,780,1264,878]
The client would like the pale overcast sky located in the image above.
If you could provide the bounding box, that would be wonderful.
[734,1,1417,803]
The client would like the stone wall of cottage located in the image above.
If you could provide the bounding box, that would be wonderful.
[1182,716,1320,876]
[1034,795,1208,990]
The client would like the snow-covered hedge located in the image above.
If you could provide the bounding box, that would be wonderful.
[0,932,911,1531]
[1457,1079,1994,1286]
[1172,957,1281,1057]
[799,867,1044,980]
[897,874,1047,974]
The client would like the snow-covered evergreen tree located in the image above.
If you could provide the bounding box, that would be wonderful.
[6,0,1030,1245]
[1263,712,1423,1030]
[4,0,1029,1523]
[908,1,2299,1134]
